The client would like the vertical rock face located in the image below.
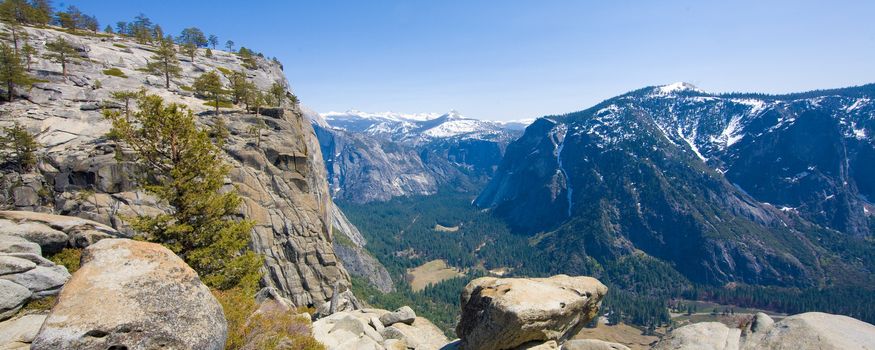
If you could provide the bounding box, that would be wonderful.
[0,24,350,306]
[31,238,227,350]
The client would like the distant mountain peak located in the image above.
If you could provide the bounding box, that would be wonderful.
[654,82,705,95]
[445,110,463,119]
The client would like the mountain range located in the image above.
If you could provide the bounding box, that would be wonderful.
[307,109,526,202]
[475,82,875,287]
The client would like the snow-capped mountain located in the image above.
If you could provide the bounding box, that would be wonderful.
[476,82,875,287]
[320,110,522,145]
[309,110,528,203]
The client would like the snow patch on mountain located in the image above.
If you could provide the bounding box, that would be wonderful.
[654,82,705,95]
[711,115,745,149]
[317,109,522,145]
[846,98,870,112]
[423,119,490,138]
[731,98,768,116]
[322,110,441,122]
[678,126,707,161]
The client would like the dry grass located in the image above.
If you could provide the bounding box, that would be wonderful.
[433,224,459,232]
[213,288,325,350]
[575,322,660,350]
[405,259,465,292]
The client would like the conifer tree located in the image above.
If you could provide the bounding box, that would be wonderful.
[0,42,31,101]
[178,27,207,48]
[0,122,39,172]
[146,35,181,88]
[30,0,52,25]
[20,43,35,70]
[1,20,25,55]
[225,39,234,52]
[228,70,248,104]
[193,70,225,116]
[105,93,262,291]
[269,82,286,107]
[246,88,266,116]
[109,90,142,118]
[208,34,218,50]
[45,36,78,79]
[181,42,196,62]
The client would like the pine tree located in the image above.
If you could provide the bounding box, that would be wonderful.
[193,71,225,116]
[269,82,286,107]
[178,27,207,48]
[181,42,196,62]
[248,117,267,149]
[109,90,142,118]
[55,5,82,31]
[1,20,26,55]
[0,0,42,25]
[104,24,113,34]
[228,70,249,104]
[20,43,35,70]
[208,34,218,50]
[225,39,234,52]
[0,122,39,172]
[237,46,256,69]
[45,36,78,79]
[246,88,266,116]
[0,42,31,101]
[30,0,52,26]
[105,93,262,291]
[146,35,181,88]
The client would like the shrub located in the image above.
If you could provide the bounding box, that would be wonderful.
[213,288,325,350]
[204,100,234,108]
[215,66,232,76]
[48,248,82,273]
[102,68,128,78]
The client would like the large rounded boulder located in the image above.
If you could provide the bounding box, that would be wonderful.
[653,311,875,350]
[744,312,875,350]
[31,238,227,350]
[455,275,608,350]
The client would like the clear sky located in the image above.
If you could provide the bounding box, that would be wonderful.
[67,0,875,121]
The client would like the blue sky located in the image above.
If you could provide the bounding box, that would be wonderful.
[67,0,875,121]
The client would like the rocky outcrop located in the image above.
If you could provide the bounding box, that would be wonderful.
[562,339,631,350]
[0,24,352,306]
[651,322,740,350]
[313,308,449,350]
[0,213,111,319]
[32,238,227,350]
[455,275,608,350]
[0,313,47,349]
[652,312,875,350]
[0,211,121,250]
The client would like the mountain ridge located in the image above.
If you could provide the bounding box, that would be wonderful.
[476,81,875,288]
